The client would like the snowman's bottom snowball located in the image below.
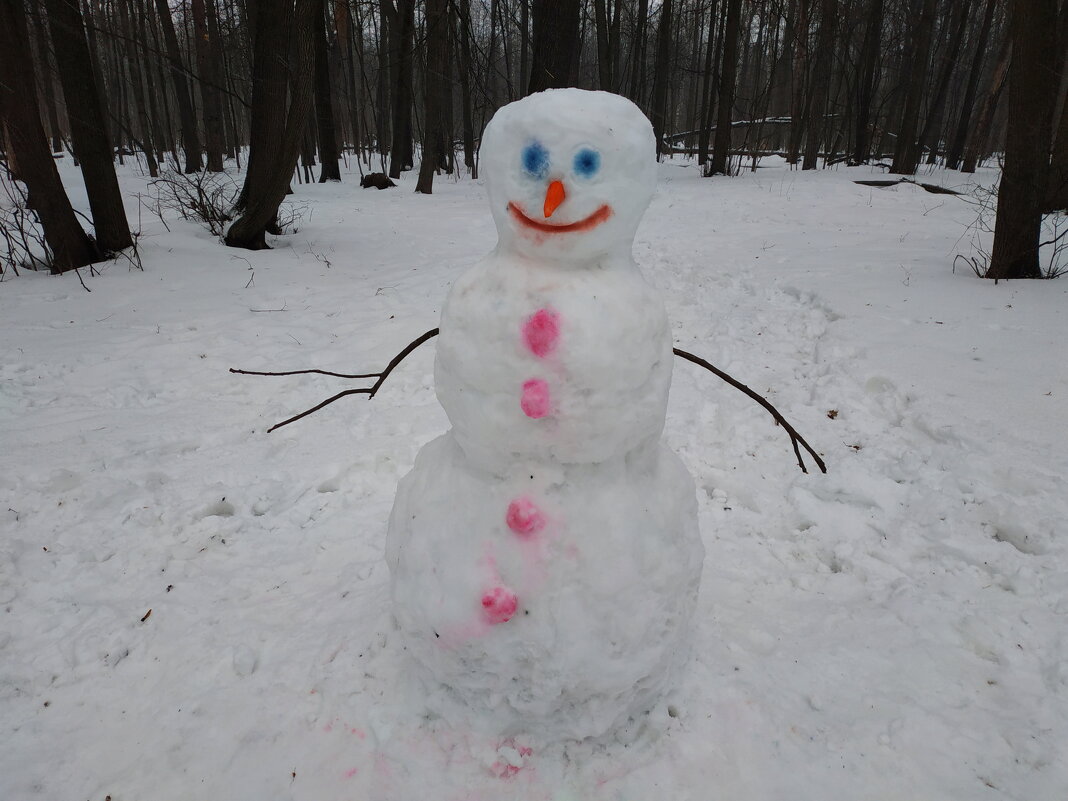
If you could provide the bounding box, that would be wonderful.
[385,433,704,741]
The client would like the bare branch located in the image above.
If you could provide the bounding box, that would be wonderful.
[673,348,827,474]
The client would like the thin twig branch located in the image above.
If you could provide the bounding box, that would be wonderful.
[232,328,441,432]
[230,367,379,379]
[233,331,826,474]
[674,348,827,474]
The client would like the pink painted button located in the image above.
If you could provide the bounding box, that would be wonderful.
[520,379,550,418]
[481,586,518,624]
[506,497,546,537]
[522,308,560,358]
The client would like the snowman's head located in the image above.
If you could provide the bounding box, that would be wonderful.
[481,89,657,265]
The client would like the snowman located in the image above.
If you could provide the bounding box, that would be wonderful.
[385,89,705,742]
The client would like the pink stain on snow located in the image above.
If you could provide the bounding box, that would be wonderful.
[343,767,358,779]
[481,586,518,623]
[506,497,546,538]
[520,379,550,418]
[521,308,560,358]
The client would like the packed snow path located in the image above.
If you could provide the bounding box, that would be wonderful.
[1,157,1066,800]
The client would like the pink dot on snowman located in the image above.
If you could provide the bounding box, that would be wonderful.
[522,308,560,358]
[481,586,518,624]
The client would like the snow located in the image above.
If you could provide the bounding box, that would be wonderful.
[1,146,1066,800]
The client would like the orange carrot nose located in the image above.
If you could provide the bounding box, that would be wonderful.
[543,180,566,218]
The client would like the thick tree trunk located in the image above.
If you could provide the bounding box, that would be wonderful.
[453,0,477,175]
[385,0,415,178]
[945,0,997,170]
[962,36,1011,173]
[787,0,809,165]
[416,0,450,193]
[0,0,99,273]
[30,8,64,153]
[1048,85,1068,211]
[988,0,1057,279]
[890,0,937,174]
[851,0,882,163]
[709,0,742,175]
[528,0,582,93]
[628,0,649,103]
[226,0,317,250]
[154,0,203,173]
[649,0,673,159]
[802,0,836,170]
[44,0,133,253]
[192,0,225,171]
[314,0,342,181]
[696,0,720,165]
[919,0,971,165]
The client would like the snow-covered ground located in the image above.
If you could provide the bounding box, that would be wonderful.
[2,154,1066,800]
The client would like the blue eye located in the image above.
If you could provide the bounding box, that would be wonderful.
[573,148,601,178]
[522,141,549,178]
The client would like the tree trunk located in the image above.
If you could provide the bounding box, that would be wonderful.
[154,0,203,173]
[988,0,1057,279]
[787,0,809,165]
[385,0,415,178]
[709,0,742,175]
[453,0,477,175]
[226,0,317,250]
[850,0,882,163]
[528,0,581,93]
[696,0,719,165]
[890,0,937,174]
[44,0,133,253]
[192,0,225,171]
[30,7,64,153]
[919,0,971,165]
[649,0,673,158]
[314,0,342,181]
[1043,3,1068,211]
[416,0,450,192]
[628,0,649,103]
[0,0,99,273]
[945,0,997,170]
[802,0,836,170]
[962,35,1011,173]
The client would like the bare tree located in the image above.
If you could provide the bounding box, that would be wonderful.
[988,0,1058,279]
[226,0,317,250]
[43,0,133,253]
[0,0,98,273]
[528,0,581,92]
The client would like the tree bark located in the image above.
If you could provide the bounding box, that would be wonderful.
[192,0,225,171]
[919,0,971,164]
[44,0,133,252]
[962,35,1010,173]
[890,0,937,174]
[628,0,649,103]
[850,0,882,163]
[314,0,342,181]
[802,0,836,170]
[709,0,742,175]
[649,0,673,158]
[154,0,203,173]
[528,0,581,93]
[416,0,450,192]
[945,0,997,170]
[0,0,99,273]
[988,0,1057,279]
[385,0,415,178]
[30,7,64,153]
[226,0,317,250]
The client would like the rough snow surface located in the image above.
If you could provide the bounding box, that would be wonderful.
[1,150,1066,800]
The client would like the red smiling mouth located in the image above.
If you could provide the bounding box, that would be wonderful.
[508,202,613,233]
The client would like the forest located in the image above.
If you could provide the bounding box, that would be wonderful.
[1,0,1065,280]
